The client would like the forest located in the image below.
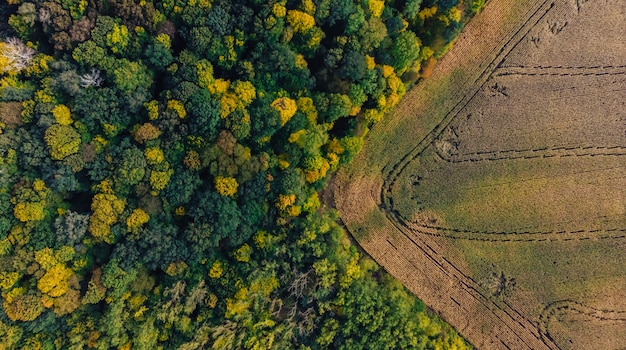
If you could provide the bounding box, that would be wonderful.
[0,0,482,348]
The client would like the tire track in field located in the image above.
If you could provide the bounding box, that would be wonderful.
[494,65,626,77]
[433,145,626,164]
[538,300,626,349]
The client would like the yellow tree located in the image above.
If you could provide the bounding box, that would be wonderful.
[12,179,49,222]
[37,264,73,297]
[52,104,72,125]
[303,155,331,183]
[368,0,385,17]
[144,147,165,165]
[215,176,239,197]
[167,99,187,119]
[3,288,44,321]
[196,59,215,89]
[126,208,149,233]
[89,180,126,243]
[13,201,45,222]
[149,169,173,193]
[271,97,298,126]
[232,80,256,105]
[44,124,81,160]
[287,10,315,33]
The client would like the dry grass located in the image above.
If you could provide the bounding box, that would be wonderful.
[335,0,626,348]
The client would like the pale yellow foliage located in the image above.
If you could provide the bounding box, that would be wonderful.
[271,97,298,125]
[144,147,165,165]
[449,6,462,22]
[196,60,215,89]
[349,105,361,116]
[35,247,58,269]
[368,0,385,17]
[220,93,238,118]
[209,261,223,279]
[276,194,296,211]
[167,99,187,119]
[340,254,363,288]
[215,176,239,197]
[419,6,438,20]
[126,208,149,233]
[208,78,230,95]
[300,0,316,14]
[52,105,72,125]
[295,54,308,69]
[272,3,286,17]
[363,108,384,123]
[287,10,315,33]
[150,169,173,192]
[288,129,306,144]
[278,159,290,169]
[365,55,376,69]
[233,244,252,263]
[232,80,256,105]
[14,202,45,222]
[89,186,126,243]
[155,33,171,49]
[44,124,81,160]
[38,265,72,297]
[326,138,345,154]
[381,64,394,78]
[0,271,19,290]
[145,100,159,120]
[303,192,321,212]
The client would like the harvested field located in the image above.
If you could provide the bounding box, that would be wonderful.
[334,0,626,349]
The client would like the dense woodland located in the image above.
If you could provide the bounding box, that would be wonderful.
[0,0,483,348]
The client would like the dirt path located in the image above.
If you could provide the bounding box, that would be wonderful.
[333,0,566,348]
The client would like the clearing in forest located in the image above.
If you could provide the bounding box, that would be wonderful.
[335,0,626,349]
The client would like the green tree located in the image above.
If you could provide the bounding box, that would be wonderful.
[188,89,221,141]
[115,145,147,189]
[190,191,243,247]
[111,59,152,94]
[391,30,421,74]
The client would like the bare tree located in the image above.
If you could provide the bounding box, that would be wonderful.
[296,307,316,336]
[80,68,104,87]
[184,279,208,315]
[1,38,36,71]
[288,269,312,299]
[54,210,90,246]
[38,7,51,25]
[269,298,284,318]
